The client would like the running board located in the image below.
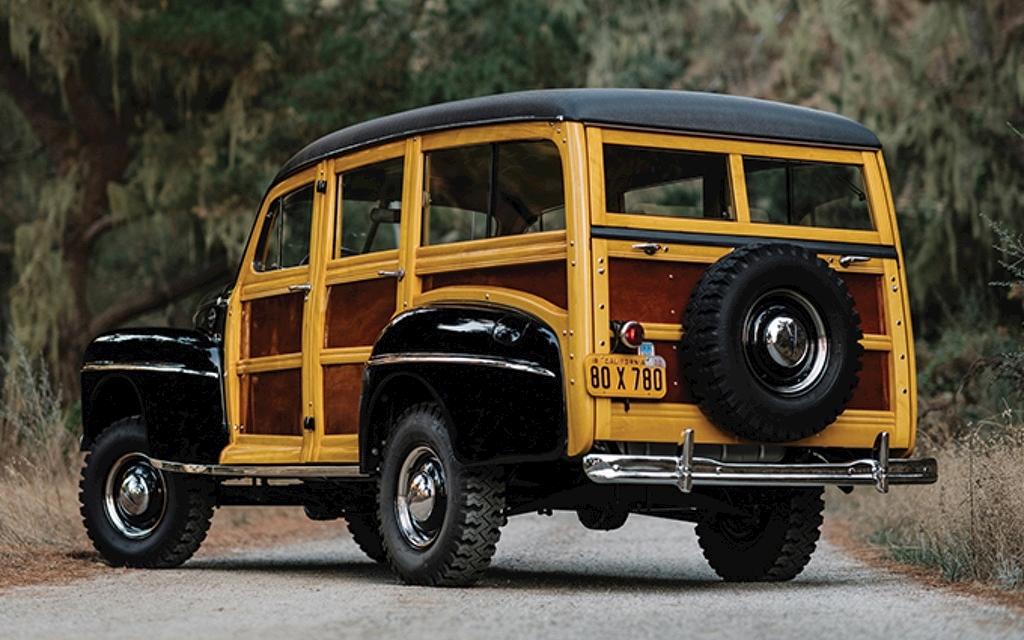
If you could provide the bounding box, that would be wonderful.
[149,458,366,479]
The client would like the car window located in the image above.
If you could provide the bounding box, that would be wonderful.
[335,157,404,258]
[423,140,565,246]
[603,145,734,220]
[254,183,314,272]
[744,158,873,230]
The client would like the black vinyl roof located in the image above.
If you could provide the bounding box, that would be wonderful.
[273,89,880,184]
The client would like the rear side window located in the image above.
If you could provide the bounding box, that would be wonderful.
[335,157,404,258]
[423,140,565,245]
[603,145,733,220]
[744,158,873,230]
[254,183,314,272]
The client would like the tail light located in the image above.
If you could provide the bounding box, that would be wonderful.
[618,321,645,350]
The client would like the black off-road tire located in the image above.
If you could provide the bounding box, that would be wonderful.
[680,242,863,442]
[696,487,824,582]
[378,403,506,587]
[79,416,215,568]
[346,512,386,563]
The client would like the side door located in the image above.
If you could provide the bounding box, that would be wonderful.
[311,142,408,462]
[221,166,325,464]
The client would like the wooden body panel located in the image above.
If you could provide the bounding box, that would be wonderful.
[218,120,916,466]
[422,261,568,310]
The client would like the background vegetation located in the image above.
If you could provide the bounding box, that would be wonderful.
[1,0,1022,587]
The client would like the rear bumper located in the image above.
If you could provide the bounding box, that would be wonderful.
[583,430,937,494]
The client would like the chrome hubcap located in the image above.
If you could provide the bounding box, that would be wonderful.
[743,289,829,396]
[103,454,166,540]
[763,315,809,367]
[395,446,447,549]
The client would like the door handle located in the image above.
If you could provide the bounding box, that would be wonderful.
[838,255,870,268]
[378,268,405,281]
[287,283,312,294]
[631,242,663,256]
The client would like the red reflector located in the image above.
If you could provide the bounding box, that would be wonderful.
[620,321,645,349]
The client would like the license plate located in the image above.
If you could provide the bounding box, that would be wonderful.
[584,354,667,399]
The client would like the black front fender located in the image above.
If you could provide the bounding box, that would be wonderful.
[360,304,566,470]
[80,328,228,464]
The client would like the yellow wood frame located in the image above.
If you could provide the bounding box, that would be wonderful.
[221,165,325,464]
[220,119,917,465]
[586,126,913,451]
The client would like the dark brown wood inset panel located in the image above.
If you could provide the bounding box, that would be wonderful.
[608,259,705,325]
[841,273,884,335]
[246,293,305,358]
[422,260,568,309]
[323,364,364,435]
[244,369,302,435]
[325,278,397,348]
[653,340,690,404]
[848,350,890,411]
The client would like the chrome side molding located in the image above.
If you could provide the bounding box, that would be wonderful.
[150,458,366,479]
[583,429,937,494]
[367,352,556,378]
[81,361,220,379]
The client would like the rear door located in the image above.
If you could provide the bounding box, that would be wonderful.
[586,127,910,451]
[311,142,408,462]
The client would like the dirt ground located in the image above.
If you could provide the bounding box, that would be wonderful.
[0,507,339,591]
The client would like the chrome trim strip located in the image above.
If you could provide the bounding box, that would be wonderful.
[150,458,366,479]
[591,226,900,260]
[367,353,556,378]
[583,430,937,494]
[82,362,220,379]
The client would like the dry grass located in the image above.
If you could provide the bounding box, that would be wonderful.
[840,429,1024,590]
[0,344,83,552]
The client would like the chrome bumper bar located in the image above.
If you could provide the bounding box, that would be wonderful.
[582,430,937,494]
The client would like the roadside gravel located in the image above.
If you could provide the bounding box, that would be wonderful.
[1,512,1021,639]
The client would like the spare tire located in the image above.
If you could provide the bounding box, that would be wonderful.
[680,243,863,442]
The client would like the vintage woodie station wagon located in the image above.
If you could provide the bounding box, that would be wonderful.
[79,89,937,586]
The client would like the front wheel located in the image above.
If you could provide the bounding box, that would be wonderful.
[696,487,824,582]
[378,403,506,586]
[79,417,215,568]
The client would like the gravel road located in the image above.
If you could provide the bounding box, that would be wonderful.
[2,512,1022,639]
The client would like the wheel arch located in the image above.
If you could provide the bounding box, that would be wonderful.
[82,374,146,450]
[359,303,567,472]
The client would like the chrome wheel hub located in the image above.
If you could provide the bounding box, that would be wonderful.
[103,454,166,540]
[763,315,810,368]
[743,289,829,396]
[395,446,447,549]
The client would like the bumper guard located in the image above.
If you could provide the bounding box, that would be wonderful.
[583,430,937,494]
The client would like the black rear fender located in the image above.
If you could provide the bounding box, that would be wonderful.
[359,304,565,473]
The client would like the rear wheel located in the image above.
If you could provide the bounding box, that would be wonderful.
[79,417,215,568]
[346,512,386,563]
[378,403,506,586]
[696,487,824,582]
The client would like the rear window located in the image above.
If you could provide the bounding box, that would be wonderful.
[603,145,734,220]
[743,158,873,230]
